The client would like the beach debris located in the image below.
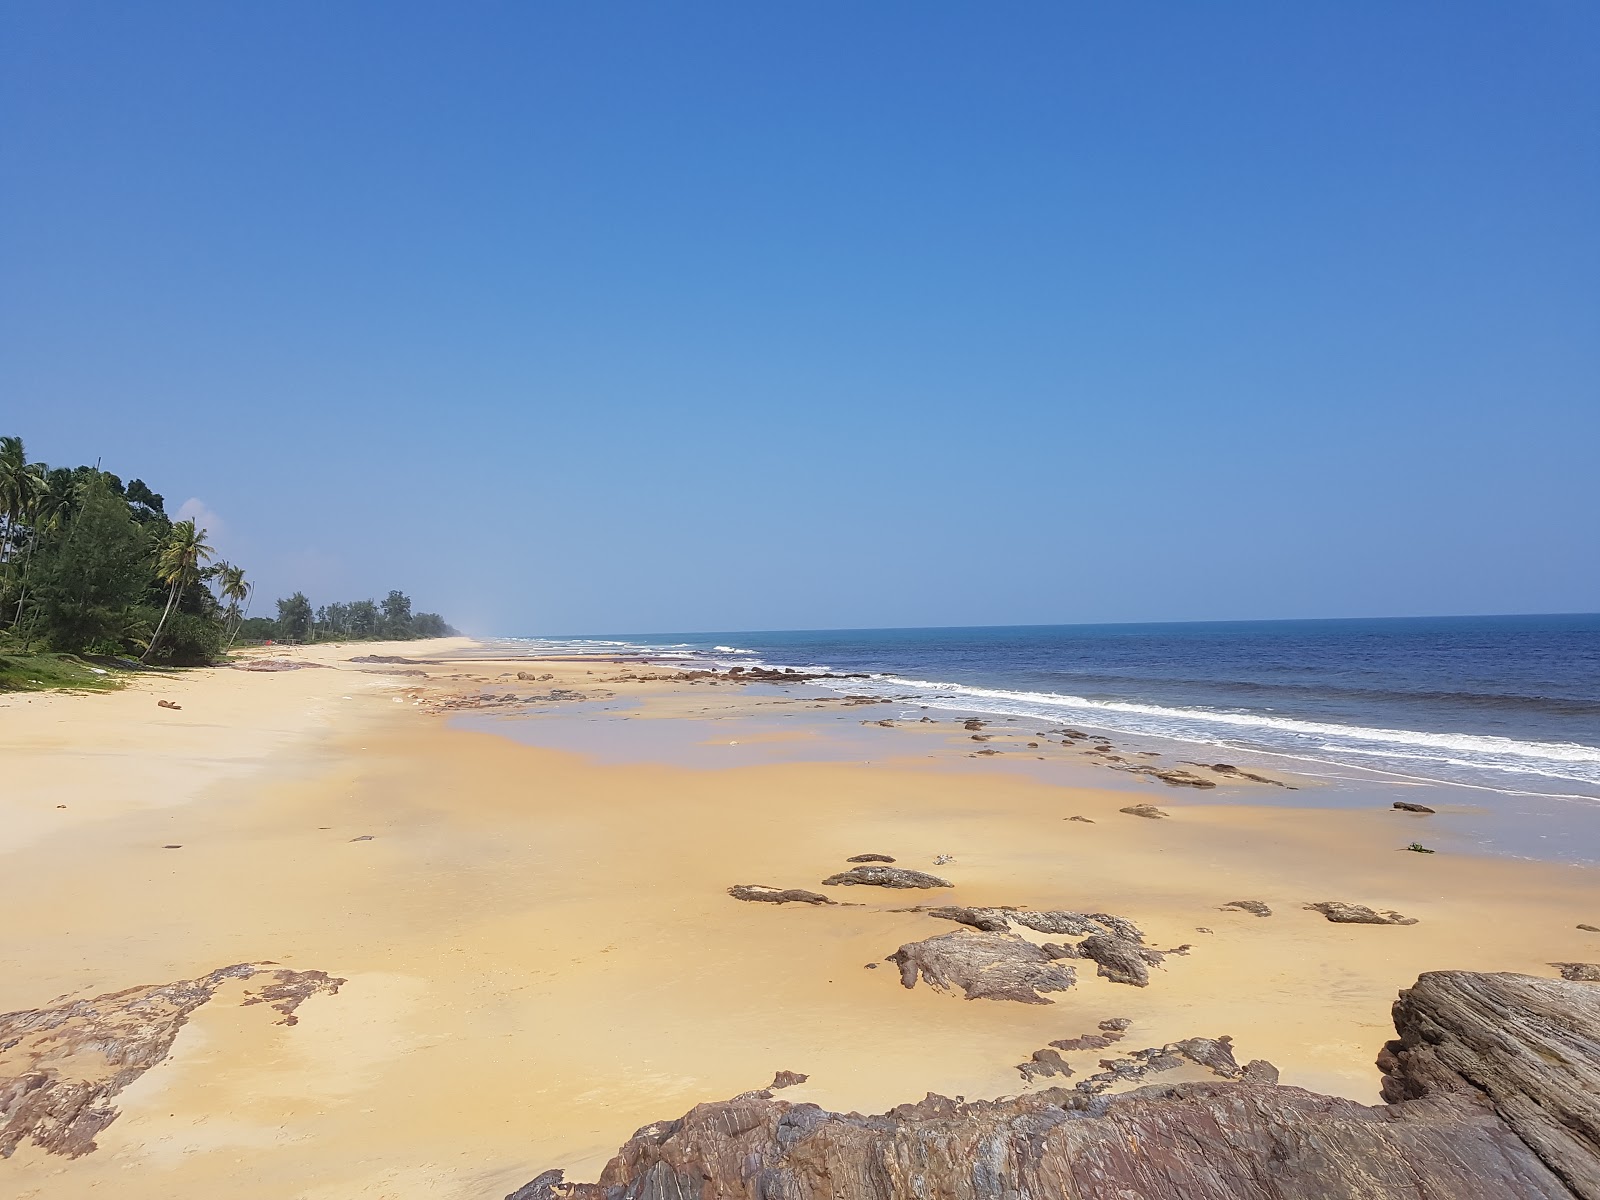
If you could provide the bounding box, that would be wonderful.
[1404,842,1436,853]
[1119,803,1168,819]
[846,853,896,863]
[156,699,181,710]
[1551,963,1600,982]
[505,969,1600,1200]
[1195,926,1214,933]
[932,853,954,865]
[349,834,375,842]
[770,1070,809,1089]
[1579,924,1599,932]
[962,719,985,730]
[728,884,835,906]
[1222,900,1272,917]
[1066,815,1094,823]
[887,930,1077,1004]
[0,962,342,1159]
[162,844,182,849]
[1306,902,1418,925]
[1117,766,1216,788]
[1394,801,1437,813]
[822,866,952,889]
[1077,933,1170,987]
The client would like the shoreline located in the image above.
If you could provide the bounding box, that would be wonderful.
[3,640,1598,1197]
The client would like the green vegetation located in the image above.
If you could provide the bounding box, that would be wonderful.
[0,434,457,684]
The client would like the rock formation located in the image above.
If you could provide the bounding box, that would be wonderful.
[1307,901,1419,925]
[886,929,1077,1003]
[0,962,342,1159]
[821,866,952,889]
[507,970,1600,1200]
[727,884,835,905]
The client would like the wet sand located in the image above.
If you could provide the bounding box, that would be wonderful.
[2,644,1597,1198]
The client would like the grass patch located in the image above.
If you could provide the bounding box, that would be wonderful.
[0,652,131,693]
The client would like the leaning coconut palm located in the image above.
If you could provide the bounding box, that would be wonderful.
[214,562,252,647]
[141,519,214,664]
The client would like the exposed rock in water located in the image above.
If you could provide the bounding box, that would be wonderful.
[508,970,1600,1200]
[728,884,835,905]
[822,866,952,889]
[845,853,895,863]
[1552,963,1600,982]
[1222,900,1273,917]
[1307,901,1419,925]
[887,930,1077,1004]
[962,718,986,730]
[0,963,342,1159]
[1187,762,1291,787]
[1120,803,1169,819]
[1078,932,1169,987]
[1394,801,1438,813]
[1117,766,1217,788]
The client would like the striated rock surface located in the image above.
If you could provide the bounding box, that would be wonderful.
[887,930,1077,1004]
[727,884,835,905]
[0,962,342,1159]
[508,970,1600,1200]
[1308,901,1419,925]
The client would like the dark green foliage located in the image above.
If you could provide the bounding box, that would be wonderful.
[29,477,152,653]
[141,608,223,666]
[235,616,278,641]
[276,591,313,642]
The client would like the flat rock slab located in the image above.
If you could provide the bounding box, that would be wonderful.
[510,970,1600,1200]
[728,885,835,905]
[1308,901,1419,925]
[1223,900,1273,917]
[1120,803,1169,818]
[887,929,1077,1004]
[822,866,952,889]
[845,853,896,863]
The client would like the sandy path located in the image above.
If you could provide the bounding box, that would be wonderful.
[2,647,1596,1198]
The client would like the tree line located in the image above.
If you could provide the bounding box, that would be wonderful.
[0,435,454,665]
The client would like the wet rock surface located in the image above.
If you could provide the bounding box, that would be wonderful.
[1308,901,1420,925]
[0,963,342,1159]
[509,970,1600,1200]
[727,884,835,905]
[1116,766,1217,788]
[822,866,953,889]
[887,930,1078,1004]
[1394,801,1438,813]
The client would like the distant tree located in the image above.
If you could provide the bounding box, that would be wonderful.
[214,562,251,647]
[348,599,378,637]
[236,615,277,641]
[380,589,413,637]
[276,592,313,642]
[0,436,44,621]
[411,612,454,638]
[125,479,166,525]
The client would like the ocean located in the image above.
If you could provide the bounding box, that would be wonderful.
[502,614,1600,804]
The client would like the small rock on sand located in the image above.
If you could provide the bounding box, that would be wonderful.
[348,834,375,842]
[1222,900,1272,917]
[1394,801,1437,813]
[1579,924,1599,933]
[846,853,896,863]
[1066,816,1095,823]
[1120,804,1168,819]
[1551,962,1600,982]
[728,885,835,905]
[769,1070,808,1089]
[823,866,953,889]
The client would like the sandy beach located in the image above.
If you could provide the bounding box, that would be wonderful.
[3,641,1597,1199]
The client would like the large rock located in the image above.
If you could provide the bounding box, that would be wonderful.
[507,971,1600,1200]
[886,929,1077,1004]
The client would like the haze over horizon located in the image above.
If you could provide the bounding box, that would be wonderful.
[4,3,1596,635]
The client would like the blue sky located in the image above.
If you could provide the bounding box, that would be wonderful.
[3,2,1595,634]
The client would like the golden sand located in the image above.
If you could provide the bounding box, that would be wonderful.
[2,642,1596,1198]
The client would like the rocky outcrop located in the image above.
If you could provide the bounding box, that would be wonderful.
[727,884,835,905]
[507,970,1600,1200]
[845,853,895,863]
[0,963,342,1159]
[886,930,1077,1003]
[1394,801,1438,813]
[1223,899,1273,916]
[821,866,952,889]
[1119,803,1169,818]
[1308,901,1419,925]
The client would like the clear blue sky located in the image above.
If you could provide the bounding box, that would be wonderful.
[3,2,1595,634]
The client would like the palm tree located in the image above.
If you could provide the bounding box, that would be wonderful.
[214,562,252,647]
[0,436,43,621]
[141,519,213,664]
